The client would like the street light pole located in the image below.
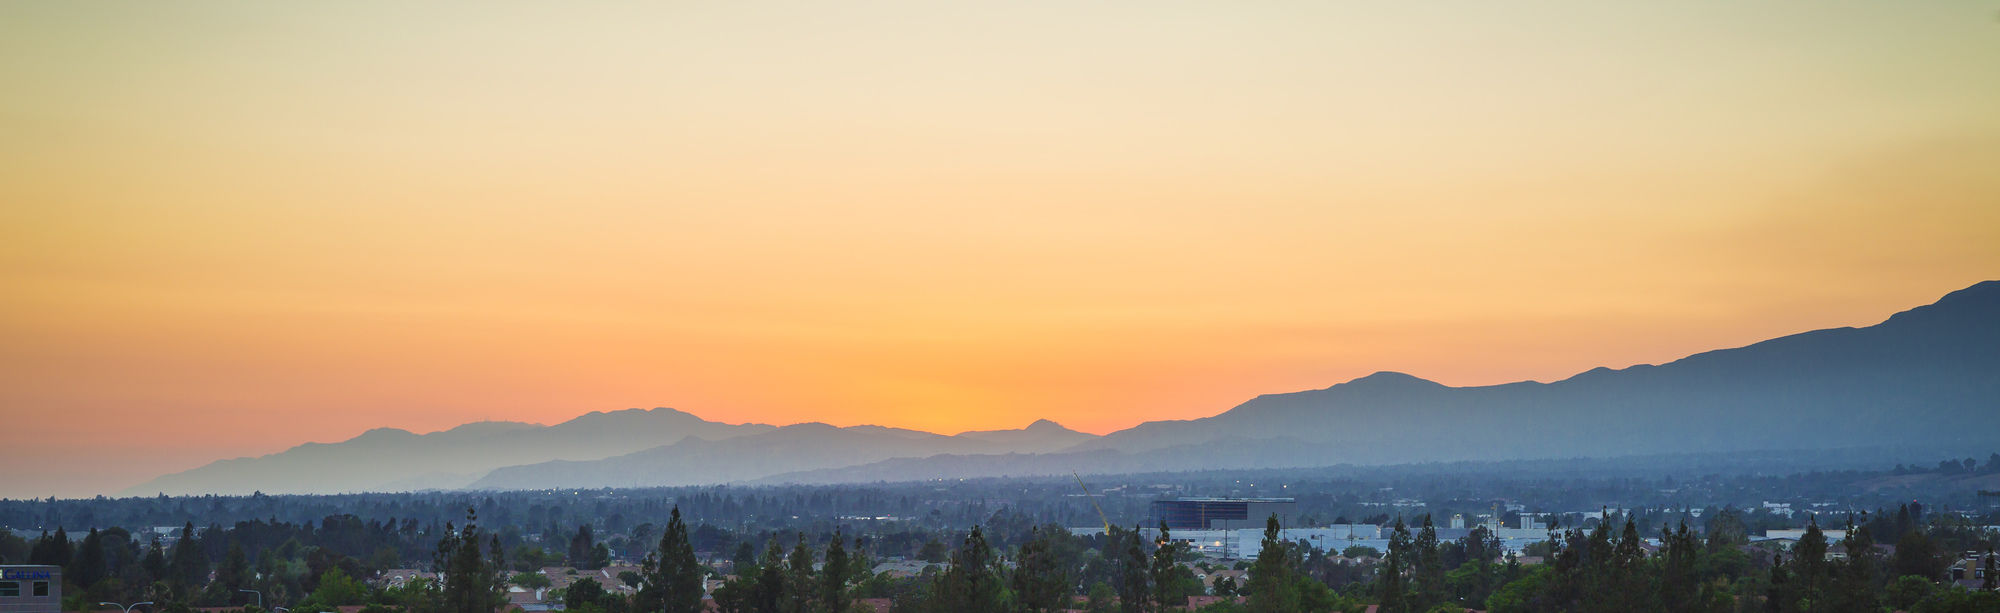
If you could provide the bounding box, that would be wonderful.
[99,601,153,613]
[237,589,263,610]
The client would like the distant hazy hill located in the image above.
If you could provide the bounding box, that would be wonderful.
[121,408,775,496]
[123,281,1998,495]
[466,420,1099,489]
[750,437,1335,485]
[756,281,2000,483]
[1066,279,2000,463]
[952,419,1099,453]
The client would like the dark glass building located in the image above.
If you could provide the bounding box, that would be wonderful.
[1150,497,1297,530]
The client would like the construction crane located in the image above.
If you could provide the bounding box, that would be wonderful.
[1074,472,1112,533]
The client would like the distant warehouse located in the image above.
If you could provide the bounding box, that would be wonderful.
[1151,497,1298,530]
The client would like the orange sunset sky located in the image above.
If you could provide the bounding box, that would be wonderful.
[3,1,1998,498]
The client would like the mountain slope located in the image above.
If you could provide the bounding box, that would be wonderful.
[1070,280,2000,463]
[467,421,1100,489]
[122,281,1999,494]
[121,408,775,495]
[774,281,2000,484]
[952,419,1098,453]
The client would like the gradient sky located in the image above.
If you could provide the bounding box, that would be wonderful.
[3,1,1998,499]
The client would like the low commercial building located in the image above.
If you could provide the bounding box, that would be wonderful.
[0,565,60,613]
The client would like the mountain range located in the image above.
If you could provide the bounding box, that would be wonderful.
[123,280,2000,496]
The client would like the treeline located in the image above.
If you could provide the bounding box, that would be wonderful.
[14,453,2000,541]
[1475,512,1996,613]
[1894,454,2000,476]
[432,505,2000,613]
[0,515,432,611]
[8,502,1998,613]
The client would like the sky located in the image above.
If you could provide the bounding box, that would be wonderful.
[2,1,1998,499]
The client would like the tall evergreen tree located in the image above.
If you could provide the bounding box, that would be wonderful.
[75,528,108,588]
[216,543,250,593]
[638,506,704,613]
[569,525,598,570]
[730,541,759,578]
[937,526,1002,613]
[752,538,786,613]
[1013,528,1069,613]
[1413,515,1443,610]
[1108,526,1149,613]
[434,508,507,613]
[1247,515,1299,613]
[1766,553,1791,613]
[1378,517,1411,613]
[1150,521,1185,611]
[1660,520,1700,612]
[142,537,169,588]
[1603,518,1649,613]
[32,528,73,569]
[1577,515,1617,611]
[169,523,207,592]
[820,532,850,613]
[781,534,814,613]
[1890,528,1942,581]
[1829,519,1878,613]
[1791,518,1828,611]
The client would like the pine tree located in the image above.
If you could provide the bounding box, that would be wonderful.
[1829,519,1878,613]
[142,537,169,586]
[1413,515,1443,610]
[569,525,598,570]
[731,541,759,578]
[1603,518,1649,613]
[1151,521,1184,611]
[752,538,786,613]
[1792,518,1828,610]
[1247,515,1299,613]
[939,526,1002,613]
[1378,517,1411,613]
[1660,520,1699,612]
[75,528,108,588]
[33,528,74,569]
[1578,515,1617,611]
[782,534,814,613]
[820,532,850,613]
[170,523,207,593]
[1891,528,1942,581]
[1013,528,1069,613]
[434,508,507,613]
[638,506,704,613]
[216,543,249,593]
[1109,526,1148,613]
[1765,553,1790,613]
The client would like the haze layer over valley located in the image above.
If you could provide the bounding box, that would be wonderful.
[125,281,2000,496]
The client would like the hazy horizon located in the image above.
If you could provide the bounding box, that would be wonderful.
[33,280,2000,500]
[5,2,1999,498]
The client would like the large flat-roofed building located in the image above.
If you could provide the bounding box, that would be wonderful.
[0,565,60,613]
[1151,498,1298,531]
